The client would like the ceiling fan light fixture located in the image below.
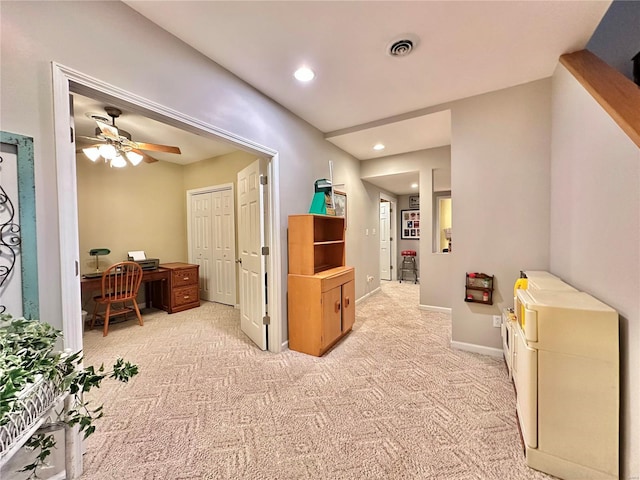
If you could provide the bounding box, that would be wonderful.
[110,154,127,168]
[126,151,144,166]
[83,147,101,162]
[98,143,117,160]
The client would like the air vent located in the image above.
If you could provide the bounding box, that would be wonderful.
[389,39,414,57]
[387,34,419,58]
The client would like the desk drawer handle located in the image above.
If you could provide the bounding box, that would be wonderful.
[183,276,190,281]
[183,295,190,299]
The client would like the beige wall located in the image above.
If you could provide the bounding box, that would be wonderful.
[76,156,187,274]
[550,64,639,479]
[450,79,552,349]
[182,150,256,190]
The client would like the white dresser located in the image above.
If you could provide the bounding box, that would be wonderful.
[513,288,619,480]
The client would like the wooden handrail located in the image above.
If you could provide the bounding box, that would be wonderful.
[560,49,640,149]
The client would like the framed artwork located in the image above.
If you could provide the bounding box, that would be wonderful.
[401,209,420,240]
[409,195,420,209]
[333,190,347,226]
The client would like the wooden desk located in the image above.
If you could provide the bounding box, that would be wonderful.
[81,264,200,314]
[81,267,171,312]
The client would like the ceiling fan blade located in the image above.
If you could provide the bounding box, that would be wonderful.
[77,135,106,144]
[132,149,159,163]
[95,120,119,141]
[133,142,181,154]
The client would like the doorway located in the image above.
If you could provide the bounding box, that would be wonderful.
[379,193,397,281]
[52,63,283,359]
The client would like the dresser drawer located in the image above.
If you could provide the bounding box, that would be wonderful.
[172,267,198,287]
[173,285,199,307]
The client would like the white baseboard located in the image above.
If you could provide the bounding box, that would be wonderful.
[450,340,503,358]
[281,340,289,351]
[356,286,381,305]
[419,304,452,315]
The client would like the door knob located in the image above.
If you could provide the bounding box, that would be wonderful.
[236,258,242,264]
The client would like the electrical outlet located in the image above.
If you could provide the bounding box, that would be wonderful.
[493,315,502,328]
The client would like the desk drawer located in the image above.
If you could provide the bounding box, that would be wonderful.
[172,267,198,287]
[173,285,199,308]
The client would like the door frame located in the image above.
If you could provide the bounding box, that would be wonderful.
[380,192,397,280]
[52,62,283,356]
[186,183,236,305]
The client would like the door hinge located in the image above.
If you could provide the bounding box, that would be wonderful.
[259,175,268,185]
[70,127,75,143]
[263,315,270,325]
[261,246,269,255]
[390,265,393,270]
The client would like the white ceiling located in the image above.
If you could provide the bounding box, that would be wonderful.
[86,1,609,194]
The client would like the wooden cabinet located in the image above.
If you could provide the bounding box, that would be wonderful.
[288,214,345,275]
[287,214,354,356]
[153,262,200,313]
[288,267,355,356]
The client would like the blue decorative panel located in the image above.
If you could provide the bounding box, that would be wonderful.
[0,131,39,319]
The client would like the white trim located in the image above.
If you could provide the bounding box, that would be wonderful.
[281,340,289,351]
[52,65,284,334]
[419,304,452,314]
[51,62,283,355]
[356,286,381,305]
[450,340,503,358]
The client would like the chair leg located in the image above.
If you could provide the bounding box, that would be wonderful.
[132,299,143,326]
[103,303,111,337]
[90,302,99,330]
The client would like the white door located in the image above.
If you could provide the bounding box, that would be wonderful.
[211,189,236,306]
[380,201,391,281]
[237,159,267,350]
[190,187,237,306]
[191,193,213,301]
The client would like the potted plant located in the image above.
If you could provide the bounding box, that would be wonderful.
[0,313,138,478]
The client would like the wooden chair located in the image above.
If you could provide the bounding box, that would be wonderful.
[90,261,144,336]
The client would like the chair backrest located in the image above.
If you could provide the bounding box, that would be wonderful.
[99,261,143,301]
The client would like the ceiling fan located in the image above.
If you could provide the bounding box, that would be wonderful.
[78,107,181,167]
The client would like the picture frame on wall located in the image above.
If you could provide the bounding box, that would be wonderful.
[401,209,420,240]
[333,190,347,227]
[409,195,420,209]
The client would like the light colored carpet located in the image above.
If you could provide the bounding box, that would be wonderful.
[80,281,554,480]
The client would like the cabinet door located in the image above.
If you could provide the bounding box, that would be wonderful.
[321,287,342,349]
[342,280,355,332]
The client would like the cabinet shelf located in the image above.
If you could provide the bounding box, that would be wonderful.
[464,273,494,305]
[289,214,345,276]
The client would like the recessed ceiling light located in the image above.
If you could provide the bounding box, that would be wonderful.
[373,143,385,151]
[294,67,315,82]
[411,183,418,189]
